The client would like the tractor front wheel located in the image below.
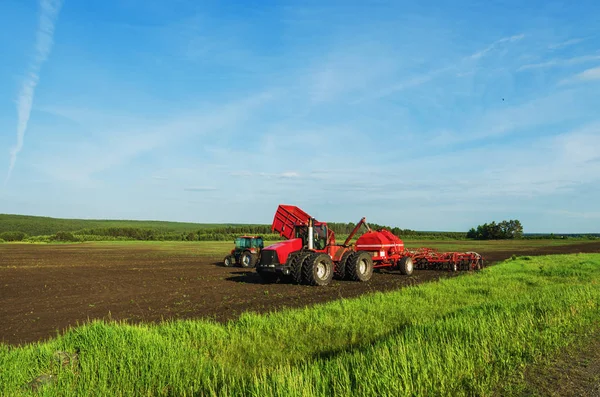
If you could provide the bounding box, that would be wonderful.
[223,255,234,267]
[346,251,373,282]
[302,253,334,286]
[398,256,414,275]
[240,252,257,268]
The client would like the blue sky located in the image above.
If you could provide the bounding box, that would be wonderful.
[1,0,599,233]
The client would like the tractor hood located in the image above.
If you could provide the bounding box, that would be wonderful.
[262,238,303,265]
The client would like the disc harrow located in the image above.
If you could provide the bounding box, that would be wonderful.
[407,248,484,272]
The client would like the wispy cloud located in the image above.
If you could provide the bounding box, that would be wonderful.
[352,67,449,104]
[574,66,600,81]
[559,66,600,85]
[468,34,525,60]
[6,0,64,185]
[518,54,600,71]
[30,90,275,186]
[548,37,586,50]
[354,33,524,103]
[184,186,217,192]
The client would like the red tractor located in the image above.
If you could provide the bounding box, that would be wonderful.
[255,205,414,286]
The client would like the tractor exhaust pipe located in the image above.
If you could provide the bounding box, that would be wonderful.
[307,218,314,250]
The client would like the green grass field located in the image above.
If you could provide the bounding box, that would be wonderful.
[1,253,598,396]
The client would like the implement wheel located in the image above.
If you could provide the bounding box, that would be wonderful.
[346,251,373,282]
[449,261,458,272]
[302,253,334,286]
[398,256,414,276]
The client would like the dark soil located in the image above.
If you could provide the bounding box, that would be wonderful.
[1,241,599,347]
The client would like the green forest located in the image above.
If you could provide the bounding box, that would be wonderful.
[0,213,465,242]
[1,214,597,243]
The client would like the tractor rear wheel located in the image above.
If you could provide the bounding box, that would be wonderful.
[240,252,257,268]
[334,251,353,280]
[223,255,234,267]
[398,256,414,275]
[289,251,311,284]
[346,251,373,282]
[302,253,334,286]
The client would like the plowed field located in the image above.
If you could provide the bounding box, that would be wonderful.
[2,240,599,346]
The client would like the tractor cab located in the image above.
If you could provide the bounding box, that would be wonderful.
[234,236,264,252]
[294,224,328,250]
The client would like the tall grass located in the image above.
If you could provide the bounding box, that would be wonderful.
[1,254,599,396]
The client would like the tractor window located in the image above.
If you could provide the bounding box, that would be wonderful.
[251,238,263,248]
[294,225,327,249]
[313,225,327,250]
[235,238,250,249]
[294,226,308,245]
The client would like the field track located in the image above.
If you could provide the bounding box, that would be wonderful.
[1,241,600,346]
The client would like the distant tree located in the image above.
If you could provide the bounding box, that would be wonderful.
[51,231,79,242]
[467,220,523,240]
[0,231,28,242]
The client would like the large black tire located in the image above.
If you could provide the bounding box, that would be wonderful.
[257,270,279,284]
[302,253,334,286]
[397,256,414,275]
[346,251,373,282]
[334,251,353,280]
[223,255,234,267]
[288,251,312,284]
[240,251,257,268]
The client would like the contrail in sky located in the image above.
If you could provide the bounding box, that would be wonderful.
[5,0,63,185]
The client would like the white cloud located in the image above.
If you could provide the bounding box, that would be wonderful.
[6,0,64,185]
[29,90,275,186]
[427,89,589,146]
[575,66,600,81]
[468,34,525,60]
[559,66,600,85]
[184,186,217,192]
[548,37,586,50]
[518,54,600,71]
[306,42,399,104]
[279,171,300,178]
[354,33,525,103]
[353,67,449,103]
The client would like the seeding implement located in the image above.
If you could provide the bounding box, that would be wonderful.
[255,204,484,286]
[408,248,483,272]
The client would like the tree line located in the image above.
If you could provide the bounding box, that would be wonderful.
[467,220,524,240]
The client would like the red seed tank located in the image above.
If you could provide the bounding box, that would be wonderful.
[355,229,405,262]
